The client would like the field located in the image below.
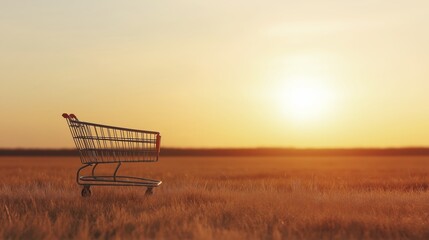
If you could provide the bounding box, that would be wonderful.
[1,156,429,239]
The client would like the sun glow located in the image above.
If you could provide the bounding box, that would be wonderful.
[279,78,336,122]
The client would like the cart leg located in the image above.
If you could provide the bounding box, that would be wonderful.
[81,185,91,197]
[145,187,154,196]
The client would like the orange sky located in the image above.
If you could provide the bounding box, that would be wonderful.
[1,1,429,148]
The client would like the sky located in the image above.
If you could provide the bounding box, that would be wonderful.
[1,0,429,148]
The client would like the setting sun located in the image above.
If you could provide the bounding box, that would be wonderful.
[278,78,336,123]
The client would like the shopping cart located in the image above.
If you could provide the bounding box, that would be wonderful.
[62,113,162,197]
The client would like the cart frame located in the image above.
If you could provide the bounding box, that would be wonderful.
[62,113,162,197]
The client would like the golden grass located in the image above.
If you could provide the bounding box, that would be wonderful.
[1,156,429,239]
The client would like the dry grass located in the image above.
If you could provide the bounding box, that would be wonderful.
[1,156,429,239]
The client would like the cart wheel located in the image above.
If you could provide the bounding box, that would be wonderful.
[81,185,91,197]
[145,187,154,196]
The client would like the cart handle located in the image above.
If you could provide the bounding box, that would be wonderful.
[69,114,78,120]
[62,113,78,120]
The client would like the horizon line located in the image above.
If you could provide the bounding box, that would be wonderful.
[2,147,429,157]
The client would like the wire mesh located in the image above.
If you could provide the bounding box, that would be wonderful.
[65,119,161,164]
